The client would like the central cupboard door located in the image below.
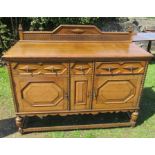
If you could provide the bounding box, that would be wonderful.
[70,62,93,110]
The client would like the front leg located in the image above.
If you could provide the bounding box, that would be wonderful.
[15,116,23,134]
[130,111,139,127]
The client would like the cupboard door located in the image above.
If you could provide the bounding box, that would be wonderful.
[71,75,92,110]
[93,75,143,110]
[13,76,68,112]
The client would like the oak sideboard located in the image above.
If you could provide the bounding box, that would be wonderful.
[2,25,153,133]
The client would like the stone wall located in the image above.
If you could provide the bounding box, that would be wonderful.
[102,17,155,52]
[120,17,155,51]
[129,18,155,51]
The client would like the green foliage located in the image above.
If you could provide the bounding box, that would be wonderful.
[28,17,110,30]
[0,17,120,54]
[0,21,13,54]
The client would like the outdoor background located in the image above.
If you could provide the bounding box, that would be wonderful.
[0,17,155,137]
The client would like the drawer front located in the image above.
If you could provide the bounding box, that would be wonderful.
[95,61,146,75]
[70,62,93,75]
[11,62,68,76]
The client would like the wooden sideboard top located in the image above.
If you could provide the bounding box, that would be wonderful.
[3,41,153,60]
[3,25,153,61]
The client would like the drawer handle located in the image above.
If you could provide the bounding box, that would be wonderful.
[74,66,89,72]
[123,66,139,72]
[100,67,117,72]
[19,65,37,72]
[44,66,62,73]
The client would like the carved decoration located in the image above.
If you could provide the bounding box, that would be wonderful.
[96,63,120,74]
[52,25,102,34]
[19,65,37,72]
[71,63,92,74]
[71,28,85,34]
[11,63,68,75]
[12,63,40,75]
[122,62,144,74]
[96,61,145,75]
[43,64,67,75]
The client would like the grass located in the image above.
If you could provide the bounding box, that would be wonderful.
[0,61,155,138]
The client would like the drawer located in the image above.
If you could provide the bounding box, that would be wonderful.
[95,61,146,75]
[70,62,93,75]
[11,62,68,76]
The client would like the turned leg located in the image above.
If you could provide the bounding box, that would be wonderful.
[15,116,23,134]
[130,111,139,127]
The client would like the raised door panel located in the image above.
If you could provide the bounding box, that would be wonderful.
[71,75,92,110]
[13,76,68,112]
[93,75,143,110]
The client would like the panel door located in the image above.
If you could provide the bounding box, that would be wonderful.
[13,75,68,112]
[92,75,143,110]
[71,75,92,110]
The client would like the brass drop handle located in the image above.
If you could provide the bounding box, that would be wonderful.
[101,67,117,73]
[21,65,29,73]
[109,67,111,72]
[124,66,139,73]
[130,66,139,72]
